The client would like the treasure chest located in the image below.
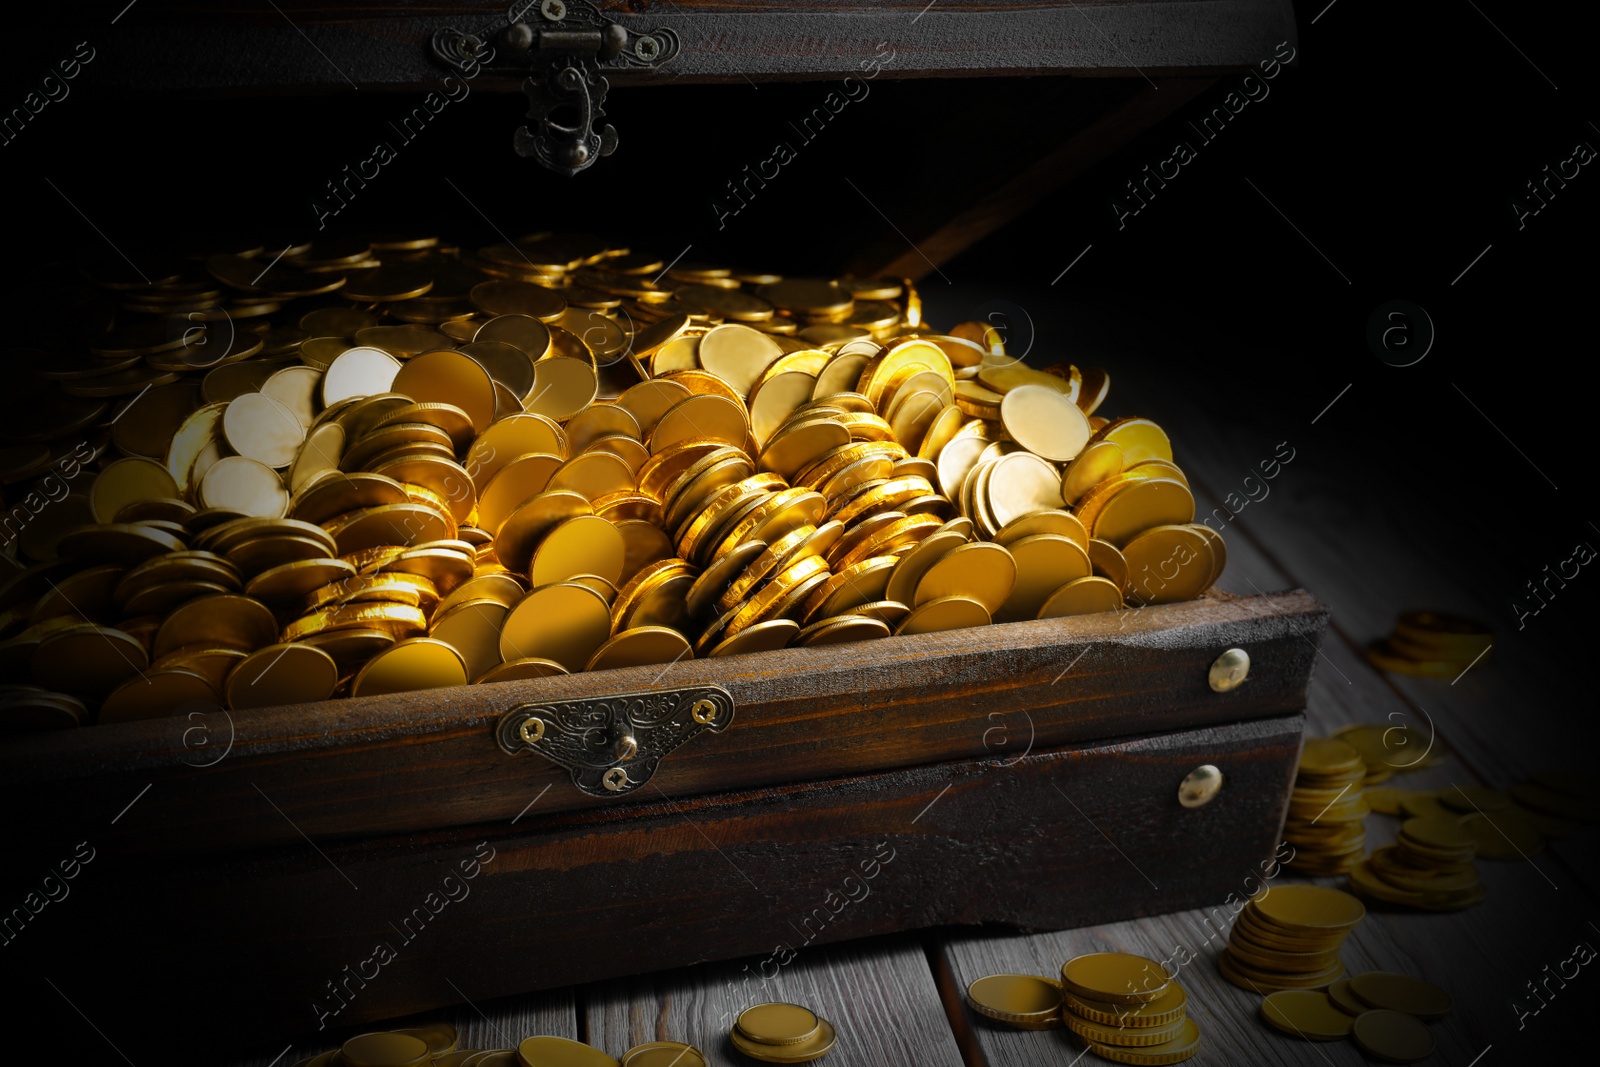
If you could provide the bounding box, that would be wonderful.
[0,1,1311,1059]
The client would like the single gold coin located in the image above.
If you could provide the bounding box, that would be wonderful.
[341,1032,432,1067]
[392,349,497,434]
[1061,953,1172,1005]
[1399,815,1474,852]
[795,614,891,647]
[529,515,625,588]
[1038,576,1124,618]
[1346,972,1452,1019]
[1000,383,1092,462]
[525,356,599,422]
[200,455,289,518]
[587,626,692,671]
[993,509,1089,550]
[727,1019,836,1063]
[476,657,569,683]
[1063,984,1187,1028]
[1259,990,1354,1040]
[516,1035,620,1067]
[619,1042,707,1067]
[997,534,1093,622]
[884,528,966,607]
[1092,417,1173,465]
[1121,524,1212,605]
[351,637,468,697]
[92,456,181,524]
[1091,478,1195,548]
[1351,1009,1435,1064]
[913,541,1016,615]
[499,581,612,670]
[429,599,511,682]
[322,347,401,405]
[1253,884,1366,932]
[1061,439,1125,505]
[99,667,219,724]
[651,393,748,452]
[227,643,339,709]
[697,323,784,397]
[736,1002,820,1045]
[708,618,799,657]
[965,974,1065,1030]
[31,625,149,698]
[895,594,990,636]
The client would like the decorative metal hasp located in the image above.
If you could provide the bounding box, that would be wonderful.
[431,0,681,176]
[496,684,734,797]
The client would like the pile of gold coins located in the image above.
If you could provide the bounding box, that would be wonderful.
[1283,738,1369,876]
[1349,815,1486,911]
[1259,970,1450,1063]
[729,1002,837,1062]
[1328,719,1445,787]
[0,230,1223,726]
[1366,610,1492,678]
[966,952,1202,1063]
[292,1024,705,1067]
[1217,884,1366,994]
[1370,771,1598,861]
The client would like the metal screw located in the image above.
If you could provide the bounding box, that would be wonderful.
[635,35,662,61]
[603,767,629,792]
[519,717,546,744]
[1209,648,1250,692]
[1178,765,1224,808]
[541,0,567,21]
[691,699,716,724]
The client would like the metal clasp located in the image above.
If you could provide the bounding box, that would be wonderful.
[431,0,680,176]
[495,684,734,797]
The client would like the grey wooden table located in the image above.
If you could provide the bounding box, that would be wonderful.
[234,304,1595,1065]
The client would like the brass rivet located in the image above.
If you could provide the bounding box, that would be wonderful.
[691,698,716,724]
[1209,648,1250,692]
[1179,765,1224,808]
[603,767,629,792]
[615,734,638,762]
[519,717,546,744]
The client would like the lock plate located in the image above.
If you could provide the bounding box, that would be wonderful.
[495,684,734,797]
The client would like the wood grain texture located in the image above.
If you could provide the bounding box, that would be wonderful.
[585,934,965,1066]
[81,2,1297,92]
[20,715,1299,1055]
[0,594,1324,857]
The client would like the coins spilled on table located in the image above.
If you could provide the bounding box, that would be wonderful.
[0,232,1226,726]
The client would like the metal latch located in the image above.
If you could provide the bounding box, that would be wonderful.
[495,684,734,797]
[431,0,681,177]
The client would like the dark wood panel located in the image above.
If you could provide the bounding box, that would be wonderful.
[0,594,1324,857]
[13,714,1301,1058]
[77,2,1296,93]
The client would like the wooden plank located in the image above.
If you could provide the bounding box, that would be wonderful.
[849,78,1216,282]
[82,2,1296,93]
[0,593,1323,857]
[13,715,1300,1056]
[585,934,965,1066]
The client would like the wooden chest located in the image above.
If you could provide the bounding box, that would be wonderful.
[1,1,1310,1058]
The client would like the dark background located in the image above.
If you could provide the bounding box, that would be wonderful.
[2,0,1596,1060]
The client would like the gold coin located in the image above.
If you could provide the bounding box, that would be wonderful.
[1063,985,1187,1029]
[1351,1009,1434,1064]
[471,279,567,320]
[895,594,990,636]
[727,1017,836,1063]
[715,487,825,562]
[466,413,567,491]
[323,504,453,554]
[611,558,696,632]
[913,541,1016,614]
[1254,884,1366,931]
[795,614,890,646]
[1064,1010,1188,1048]
[476,453,564,534]
[1259,990,1354,1040]
[1084,1019,1201,1066]
[617,379,693,436]
[549,450,636,503]
[1346,972,1452,1020]
[525,357,599,422]
[1061,953,1172,1005]
[154,593,276,656]
[993,509,1089,551]
[1092,417,1173,465]
[475,314,555,361]
[998,384,1091,462]
[997,534,1093,622]
[697,323,784,397]
[761,420,852,482]
[1089,478,1195,548]
[351,637,467,697]
[499,581,611,670]
[965,974,1064,1030]
[199,455,289,518]
[587,626,692,671]
[392,350,497,435]
[858,340,952,409]
[707,618,799,657]
[476,657,568,683]
[735,1003,820,1045]
[800,556,897,622]
[429,599,510,681]
[1061,439,1126,505]
[619,1042,706,1067]
[884,529,966,607]
[282,602,429,642]
[99,666,219,724]
[566,403,641,451]
[1121,525,1212,606]
[684,539,766,619]
[92,456,181,524]
[31,624,149,698]
[227,643,339,709]
[299,626,396,667]
[493,488,595,576]
[650,393,749,453]
[343,1032,432,1067]
[289,471,408,526]
[322,347,401,405]
[530,515,624,588]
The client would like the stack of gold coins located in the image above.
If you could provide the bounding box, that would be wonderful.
[1218,884,1365,994]
[1283,738,1369,875]
[729,1002,837,1062]
[1365,610,1491,678]
[0,231,1226,726]
[1348,815,1485,911]
[1058,953,1201,1064]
